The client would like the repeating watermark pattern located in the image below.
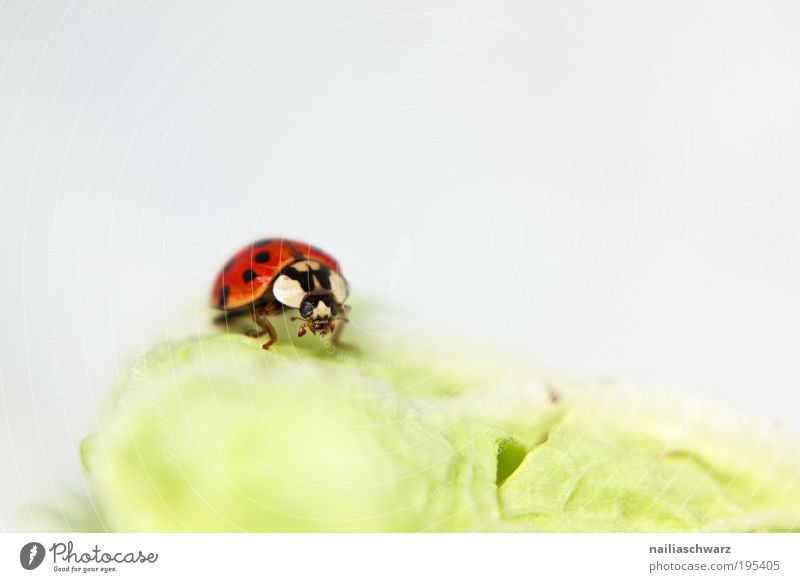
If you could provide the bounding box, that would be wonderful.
[87,0,122,22]
[450,75,575,173]
[398,9,529,40]
[128,356,181,465]
[298,143,370,197]
[138,1,250,119]
[46,246,66,398]
[556,9,630,76]
[426,463,482,501]
[18,540,158,574]
[188,174,216,272]
[0,87,28,196]
[389,235,413,291]
[653,62,696,188]
[317,333,407,369]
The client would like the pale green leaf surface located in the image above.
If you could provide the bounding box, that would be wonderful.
[81,313,800,532]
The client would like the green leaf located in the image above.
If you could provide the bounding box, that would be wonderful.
[81,320,800,532]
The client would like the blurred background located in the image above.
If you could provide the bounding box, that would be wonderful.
[1,0,799,530]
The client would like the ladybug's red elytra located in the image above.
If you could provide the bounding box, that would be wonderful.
[212,238,350,350]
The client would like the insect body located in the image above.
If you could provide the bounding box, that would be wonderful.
[212,238,350,350]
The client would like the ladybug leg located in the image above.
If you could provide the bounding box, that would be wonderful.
[330,321,355,352]
[340,303,352,324]
[330,306,358,352]
[249,303,280,350]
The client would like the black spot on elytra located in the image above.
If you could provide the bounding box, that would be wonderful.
[254,250,270,263]
[219,285,230,308]
[242,269,257,283]
[281,265,314,292]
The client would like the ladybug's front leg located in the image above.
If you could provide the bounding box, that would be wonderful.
[249,302,280,350]
[330,304,357,352]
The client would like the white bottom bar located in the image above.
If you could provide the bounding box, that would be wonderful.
[1,533,797,581]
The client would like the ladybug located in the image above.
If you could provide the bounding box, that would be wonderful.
[212,238,350,350]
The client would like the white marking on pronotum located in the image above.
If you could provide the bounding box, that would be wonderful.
[291,260,320,272]
[272,259,349,308]
[328,270,348,303]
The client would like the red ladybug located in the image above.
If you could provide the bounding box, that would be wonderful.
[212,238,350,350]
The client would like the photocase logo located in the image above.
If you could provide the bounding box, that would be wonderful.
[16,540,158,574]
[20,542,46,570]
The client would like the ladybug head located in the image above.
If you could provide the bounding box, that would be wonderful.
[297,291,340,336]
